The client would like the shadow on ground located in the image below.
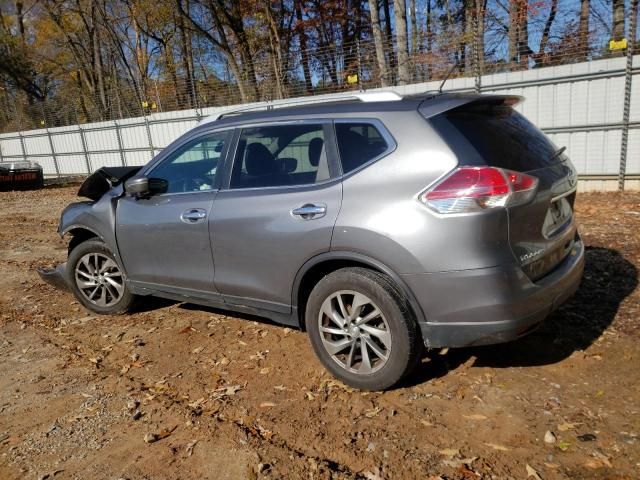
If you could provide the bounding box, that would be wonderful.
[403,246,638,387]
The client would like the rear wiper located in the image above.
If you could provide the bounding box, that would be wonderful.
[550,146,567,162]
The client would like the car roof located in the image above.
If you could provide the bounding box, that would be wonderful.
[197,92,492,130]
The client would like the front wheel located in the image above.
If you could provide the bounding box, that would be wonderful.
[306,267,422,390]
[65,239,135,314]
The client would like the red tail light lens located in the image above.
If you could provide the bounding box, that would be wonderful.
[421,167,538,214]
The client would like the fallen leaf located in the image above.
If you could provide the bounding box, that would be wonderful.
[439,448,459,457]
[484,442,510,451]
[463,414,488,421]
[188,397,206,409]
[594,390,605,397]
[192,346,205,354]
[185,439,198,456]
[591,450,612,468]
[364,406,383,418]
[557,440,571,451]
[557,422,581,432]
[179,326,196,334]
[526,464,542,480]
[260,401,276,408]
[259,368,269,375]
[442,457,477,468]
[420,419,434,427]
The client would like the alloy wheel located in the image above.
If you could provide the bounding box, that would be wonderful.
[74,253,125,307]
[317,290,392,374]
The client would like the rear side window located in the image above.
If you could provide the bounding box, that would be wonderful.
[335,122,390,174]
[230,124,330,189]
[439,104,560,172]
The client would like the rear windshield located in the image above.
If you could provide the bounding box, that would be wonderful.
[436,103,560,172]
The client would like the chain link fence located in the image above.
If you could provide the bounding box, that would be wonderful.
[0,8,638,190]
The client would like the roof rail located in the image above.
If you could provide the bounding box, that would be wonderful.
[199,91,403,125]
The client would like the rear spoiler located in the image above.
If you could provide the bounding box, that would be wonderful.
[418,93,524,119]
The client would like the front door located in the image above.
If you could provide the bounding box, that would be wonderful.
[211,122,342,313]
[116,130,230,295]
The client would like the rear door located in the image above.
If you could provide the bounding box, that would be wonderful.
[431,99,579,280]
[210,121,342,313]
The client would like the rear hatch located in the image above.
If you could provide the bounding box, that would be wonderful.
[426,95,578,281]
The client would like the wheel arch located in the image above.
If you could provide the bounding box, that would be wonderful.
[63,226,101,254]
[292,251,426,330]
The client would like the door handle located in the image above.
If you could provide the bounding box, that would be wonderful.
[181,208,207,223]
[291,203,327,219]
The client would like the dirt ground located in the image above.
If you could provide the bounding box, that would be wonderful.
[0,185,638,480]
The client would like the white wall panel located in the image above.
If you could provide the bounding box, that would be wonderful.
[0,56,638,191]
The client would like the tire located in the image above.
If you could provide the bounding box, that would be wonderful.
[65,239,135,315]
[306,267,422,390]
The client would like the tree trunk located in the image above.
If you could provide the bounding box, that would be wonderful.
[425,0,432,79]
[612,0,625,41]
[263,1,284,99]
[295,0,313,93]
[519,0,529,68]
[177,7,196,107]
[579,0,590,60]
[381,0,395,82]
[536,0,557,66]
[394,0,410,84]
[476,0,485,74]
[368,0,390,86]
[508,0,519,68]
[409,0,417,54]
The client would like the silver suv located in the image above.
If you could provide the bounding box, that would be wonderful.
[39,92,584,390]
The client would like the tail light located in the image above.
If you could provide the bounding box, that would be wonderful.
[421,166,538,215]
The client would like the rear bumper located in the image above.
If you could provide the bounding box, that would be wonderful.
[403,239,585,348]
[37,263,70,291]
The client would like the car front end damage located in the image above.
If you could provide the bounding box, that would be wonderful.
[37,166,141,291]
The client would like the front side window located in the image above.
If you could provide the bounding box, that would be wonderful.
[150,131,228,194]
[230,124,329,189]
[335,122,390,174]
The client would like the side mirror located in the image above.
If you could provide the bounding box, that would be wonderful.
[124,176,168,197]
[124,176,150,197]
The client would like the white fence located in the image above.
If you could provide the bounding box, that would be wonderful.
[1,56,638,191]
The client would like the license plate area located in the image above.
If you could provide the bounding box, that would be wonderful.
[543,197,573,238]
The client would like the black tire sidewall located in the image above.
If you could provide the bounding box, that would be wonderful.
[306,267,420,390]
[65,239,134,315]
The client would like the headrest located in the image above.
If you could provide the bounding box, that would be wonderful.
[278,157,298,173]
[308,137,324,167]
[245,143,275,176]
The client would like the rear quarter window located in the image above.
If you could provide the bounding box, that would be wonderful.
[335,122,390,174]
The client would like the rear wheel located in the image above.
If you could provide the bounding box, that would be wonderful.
[66,239,135,314]
[306,267,422,390]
